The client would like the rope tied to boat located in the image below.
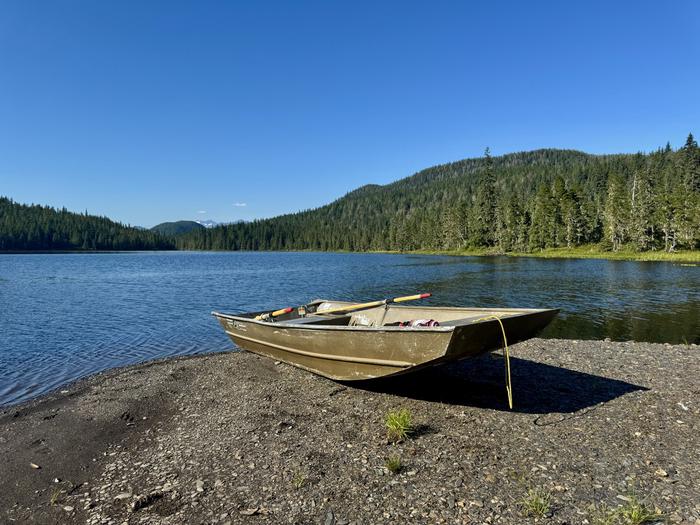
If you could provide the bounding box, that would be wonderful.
[475,314,513,410]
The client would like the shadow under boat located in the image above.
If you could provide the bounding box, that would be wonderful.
[348,353,648,415]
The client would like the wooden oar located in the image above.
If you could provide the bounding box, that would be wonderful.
[254,307,293,321]
[314,293,431,316]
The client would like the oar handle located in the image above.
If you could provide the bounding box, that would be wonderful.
[315,300,386,316]
[316,293,431,316]
[256,293,432,321]
[255,307,293,321]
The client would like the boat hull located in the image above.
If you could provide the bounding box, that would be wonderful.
[213,303,558,381]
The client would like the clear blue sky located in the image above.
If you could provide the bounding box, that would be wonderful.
[1,1,698,227]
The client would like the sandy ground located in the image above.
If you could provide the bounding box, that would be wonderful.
[1,339,698,525]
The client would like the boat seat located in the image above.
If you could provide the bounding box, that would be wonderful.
[283,316,351,326]
[283,317,326,325]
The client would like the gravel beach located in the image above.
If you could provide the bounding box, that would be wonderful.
[1,339,698,525]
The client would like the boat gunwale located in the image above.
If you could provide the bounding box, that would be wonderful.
[211,305,558,333]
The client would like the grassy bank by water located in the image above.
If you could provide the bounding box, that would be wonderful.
[397,245,700,264]
[3,246,699,264]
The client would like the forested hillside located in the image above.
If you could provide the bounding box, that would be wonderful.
[177,134,700,253]
[0,198,174,251]
[151,220,204,236]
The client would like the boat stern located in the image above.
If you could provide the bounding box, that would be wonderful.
[445,308,559,360]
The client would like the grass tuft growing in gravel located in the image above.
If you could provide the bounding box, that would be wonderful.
[291,471,307,490]
[590,505,618,525]
[590,495,664,525]
[520,487,552,518]
[385,408,413,443]
[384,455,402,474]
[49,488,62,506]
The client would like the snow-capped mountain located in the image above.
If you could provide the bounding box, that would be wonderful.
[196,219,219,228]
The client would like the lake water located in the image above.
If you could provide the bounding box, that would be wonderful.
[1,252,698,406]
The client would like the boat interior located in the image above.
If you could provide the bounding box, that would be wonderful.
[240,300,536,329]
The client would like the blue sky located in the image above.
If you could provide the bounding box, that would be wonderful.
[1,1,698,227]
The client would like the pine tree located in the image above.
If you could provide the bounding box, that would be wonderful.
[629,167,656,250]
[603,173,629,251]
[529,184,555,250]
[468,148,497,247]
[559,187,582,248]
[677,133,700,249]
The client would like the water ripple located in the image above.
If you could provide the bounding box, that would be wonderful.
[0,252,698,406]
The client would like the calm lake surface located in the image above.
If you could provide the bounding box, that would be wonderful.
[1,252,698,406]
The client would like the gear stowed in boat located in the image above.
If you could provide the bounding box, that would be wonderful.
[212,295,558,381]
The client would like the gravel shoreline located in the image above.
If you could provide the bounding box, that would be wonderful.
[1,339,698,524]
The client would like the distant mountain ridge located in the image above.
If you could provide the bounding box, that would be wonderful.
[151,220,205,236]
[195,219,246,228]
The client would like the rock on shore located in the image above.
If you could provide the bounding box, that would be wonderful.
[1,339,698,524]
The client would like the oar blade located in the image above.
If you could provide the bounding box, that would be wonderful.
[393,293,431,303]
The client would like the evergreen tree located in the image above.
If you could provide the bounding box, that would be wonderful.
[467,148,497,247]
[603,173,629,251]
[677,133,700,249]
[529,184,555,250]
[559,186,582,248]
[629,167,655,250]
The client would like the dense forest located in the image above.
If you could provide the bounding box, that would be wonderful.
[0,198,174,251]
[177,134,700,253]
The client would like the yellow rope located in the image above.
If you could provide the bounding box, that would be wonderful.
[475,315,513,409]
